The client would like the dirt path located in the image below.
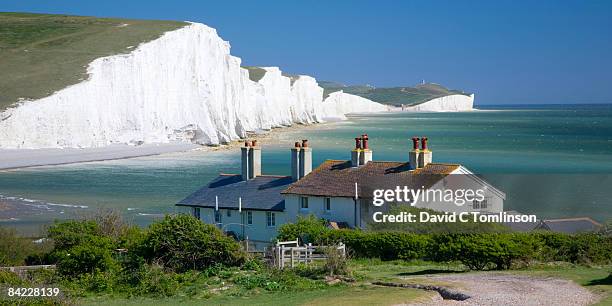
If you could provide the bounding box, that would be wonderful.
[403,272,598,306]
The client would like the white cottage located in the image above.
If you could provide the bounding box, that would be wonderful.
[176,136,505,247]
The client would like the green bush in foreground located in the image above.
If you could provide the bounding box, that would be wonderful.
[277,217,612,270]
[137,214,246,272]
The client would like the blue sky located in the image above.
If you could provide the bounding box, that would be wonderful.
[2,0,611,104]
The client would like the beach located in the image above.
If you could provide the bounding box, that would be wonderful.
[0,121,331,171]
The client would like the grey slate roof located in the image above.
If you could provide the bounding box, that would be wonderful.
[536,218,602,234]
[176,174,292,211]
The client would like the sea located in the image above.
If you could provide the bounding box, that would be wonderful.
[1,104,611,235]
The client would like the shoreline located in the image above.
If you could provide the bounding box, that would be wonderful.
[0,121,333,171]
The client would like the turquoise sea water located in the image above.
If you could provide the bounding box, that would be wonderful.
[1,104,611,234]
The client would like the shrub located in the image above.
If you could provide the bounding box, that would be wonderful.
[134,264,180,297]
[54,238,117,277]
[277,215,327,244]
[46,220,121,277]
[278,219,612,270]
[0,226,49,266]
[138,214,245,272]
[47,220,101,251]
[322,245,349,276]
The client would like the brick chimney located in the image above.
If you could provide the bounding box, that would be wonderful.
[351,137,361,167]
[299,139,312,179]
[241,141,251,180]
[418,137,432,168]
[291,142,301,181]
[241,140,262,180]
[359,134,372,165]
[409,137,419,170]
[249,139,262,179]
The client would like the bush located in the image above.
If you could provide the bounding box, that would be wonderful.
[0,226,49,266]
[47,220,101,251]
[54,239,117,277]
[322,245,349,276]
[277,218,612,270]
[277,215,328,244]
[138,214,245,272]
[133,264,180,297]
[46,220,120,277]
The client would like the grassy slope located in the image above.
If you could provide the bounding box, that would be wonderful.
[319,81,470,106]
[80,260,610,305]
[0,12,186,110]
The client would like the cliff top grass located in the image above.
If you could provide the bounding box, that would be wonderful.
[320,81,470,106]
[243,66,267,82]
[0,12,186,110]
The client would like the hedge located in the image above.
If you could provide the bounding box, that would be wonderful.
[277,216,612,270]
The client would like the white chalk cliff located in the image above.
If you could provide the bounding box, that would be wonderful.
[0,22,389,149]
[402,94,474,112]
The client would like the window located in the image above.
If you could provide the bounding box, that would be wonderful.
[266,212,276,227]
[227,209,232,217]
[300,197,309,209]
[247,211,253,225]
[473,199,488,209]
[192,207,201,219]
[214,210,222,223]
[324,198,331,211]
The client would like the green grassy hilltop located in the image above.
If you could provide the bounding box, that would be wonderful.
[0,12,470,111]
[0,12,186,109]
[319,81,471,106]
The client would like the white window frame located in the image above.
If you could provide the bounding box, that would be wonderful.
[473,198,489,210]
[266,212,276,227]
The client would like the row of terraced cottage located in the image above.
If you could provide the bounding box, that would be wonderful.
[176,135,602,250]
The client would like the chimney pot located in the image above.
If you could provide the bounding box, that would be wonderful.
[411,137,420,150]
[302,139,308,148]
[355,137,362,150]
[252,139,258,147]
[362,134,369,150]
[294,141,301,148]
[244,140,251,147]
[421,137,428,150]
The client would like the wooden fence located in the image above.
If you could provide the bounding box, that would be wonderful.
[269,240,346,269]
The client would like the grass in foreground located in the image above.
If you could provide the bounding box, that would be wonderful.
[0,12,186,109]
[77,260,612,305]
[83,285,430,306]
